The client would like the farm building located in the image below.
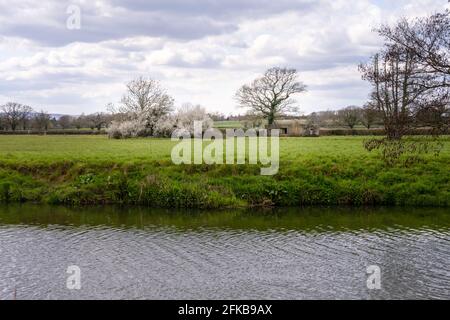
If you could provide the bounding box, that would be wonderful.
[268,119,320,137]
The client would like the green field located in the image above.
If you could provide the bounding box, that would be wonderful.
[213,121,243,129]
[0,135,449,207]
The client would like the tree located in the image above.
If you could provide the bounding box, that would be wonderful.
[119,76,174,135]
[107,118,148,139]
[73,114,92,130]
[376,11,450,133]
[58,115,73,130]
[316,110,338,127]
[174,103,213,135]
[359,48,419,140]
[21,109,33,130]
[87,112,109,131]
[242,110,265,129]
[359,12,449,164]
[338,106,361,130]
[0,102,33,131]
[377,12,449,81]
[305,112,321,135]
[235,67,306,126]
[415,101,449,133]
[208,112,226,121]
[33,110,51,131]
[0,114,6,131]
[50,117,58,130]
[361,103,380,130]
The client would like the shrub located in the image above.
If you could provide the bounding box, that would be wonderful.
[175,104,214,135]
[107,119,148,139]
[108,104,214,139]
[154,116,177,138]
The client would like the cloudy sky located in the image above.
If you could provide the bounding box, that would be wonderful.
[0,0,448,115]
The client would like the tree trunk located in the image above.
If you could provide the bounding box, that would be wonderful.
[267,113,275,127]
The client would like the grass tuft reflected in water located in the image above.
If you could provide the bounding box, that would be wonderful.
[0,204,449,232]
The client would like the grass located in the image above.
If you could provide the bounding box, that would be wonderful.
[0,135,449,208]
[213,121,243,129]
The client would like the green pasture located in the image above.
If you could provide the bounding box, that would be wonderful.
[0,135,448,208]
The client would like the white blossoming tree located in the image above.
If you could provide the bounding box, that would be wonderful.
[108,76,175,138]
[174,104,214,135]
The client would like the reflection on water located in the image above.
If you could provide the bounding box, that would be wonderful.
[0,205,449,300]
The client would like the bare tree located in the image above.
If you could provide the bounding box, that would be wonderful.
[208,112,226,121]
[119,77,174,135]
[316,110,338,127]
[33,110,51,132]
[305,112,321,134]
[359,48,420,140]
[235,67,306,126]
[87,112,109,131]
[361,46,448,138]
[415,101,450,133]
[58,115,73,130]
[338,106,361,130]
[0,102,33,131]
[377,11,450,132]
[378,12,449,80]
[359,28,447,164]
[361,103,381,130]
[73,114,87,130]
[0,114,6,131]
[21,108,34,130]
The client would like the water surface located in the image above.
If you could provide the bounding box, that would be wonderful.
[0,205,449,300]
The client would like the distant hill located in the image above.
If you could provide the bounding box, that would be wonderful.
[26,113,69,120]
[48,114,67,120]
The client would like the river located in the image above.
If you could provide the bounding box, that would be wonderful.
[0,205,449,300]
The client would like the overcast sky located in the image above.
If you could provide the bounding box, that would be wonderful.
[0,0,448,115]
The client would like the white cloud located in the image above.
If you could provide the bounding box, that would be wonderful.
[0,0,447,114]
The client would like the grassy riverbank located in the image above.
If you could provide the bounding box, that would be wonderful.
[0,135,449,208]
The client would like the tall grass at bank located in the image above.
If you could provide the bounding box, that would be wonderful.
[0,135,448,207]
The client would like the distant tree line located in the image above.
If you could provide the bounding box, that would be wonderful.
[0,102,114,132]
[305,105,384,130]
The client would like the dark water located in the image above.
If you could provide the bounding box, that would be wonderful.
[0,205,449,300]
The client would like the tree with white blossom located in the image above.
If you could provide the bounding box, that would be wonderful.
[118,76,174,136]
[174,104,214,135]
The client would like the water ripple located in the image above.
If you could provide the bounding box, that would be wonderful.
[1,208,450,300]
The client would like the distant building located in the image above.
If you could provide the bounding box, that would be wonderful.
[268,119,320,137]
